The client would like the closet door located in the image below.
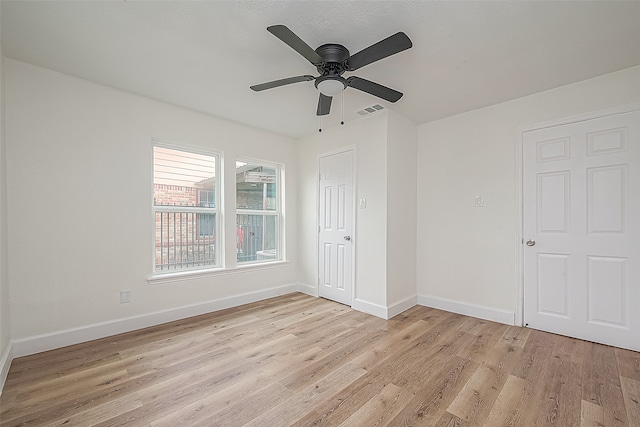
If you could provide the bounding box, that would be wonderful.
[523,110,640,351]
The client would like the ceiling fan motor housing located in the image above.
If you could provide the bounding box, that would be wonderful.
[315,44,350,75]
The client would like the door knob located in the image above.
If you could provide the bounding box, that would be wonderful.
[526,239,535,246]
[344,236,351,241]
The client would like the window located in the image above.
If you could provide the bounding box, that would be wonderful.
[197,213,216,237]
[236,161,281,263]
[197,190,215,237]
[198,190,215,208]
[153,145,218,272]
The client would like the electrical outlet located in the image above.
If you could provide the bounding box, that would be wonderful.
[120,290,131,304]
[474,195,484,207]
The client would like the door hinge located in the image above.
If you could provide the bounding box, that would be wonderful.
[318,226,321,233]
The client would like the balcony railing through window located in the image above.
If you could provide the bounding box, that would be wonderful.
[154,207,216,271]
[236,213,278,263]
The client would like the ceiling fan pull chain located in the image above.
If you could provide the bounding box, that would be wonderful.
[319,115,322,133]
[341,91,345,126]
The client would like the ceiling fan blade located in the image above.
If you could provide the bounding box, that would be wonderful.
[250,75,315,91]
[267,25,324,66]
[346,32,412,71]
[317,93,332,116]
[346,76,403,102]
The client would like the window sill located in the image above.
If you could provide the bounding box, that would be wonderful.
[147,260,291,285]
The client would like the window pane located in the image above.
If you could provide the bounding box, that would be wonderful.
[236,163,276,211]
[153,145,218,272]
[236,214,278,263]
[154,146,216,208]
[198,190,215,208]
[155,211,216,271]
[198,212,216,236]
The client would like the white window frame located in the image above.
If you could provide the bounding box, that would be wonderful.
[235,159,283,265]
[152,142,221,274]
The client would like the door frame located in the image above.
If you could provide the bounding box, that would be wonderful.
[316,145,357,306]
[515,101,640,327]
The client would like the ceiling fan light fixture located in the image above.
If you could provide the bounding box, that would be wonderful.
[316,77,346,97]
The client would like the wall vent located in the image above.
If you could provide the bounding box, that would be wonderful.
[356,104,384,116]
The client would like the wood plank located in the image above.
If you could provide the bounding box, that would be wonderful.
[499,325,532,348]
[581,400,605,427]
[616,347,640,381]
[457,321,508,363]
[620,377,640,427]
[293,374,386,426]
[189,380,293,427]
[338,383,414,427]
[434,412,467,427]
[513,333,567,426]
[446,364,501,424]
[48,393,144,427]
[446,340,526,425]
[521,354,582,426]
[242,363,367,427]
[582,342,628,426]
[350,316,447,371]
[388,356,479,426]
[482,374,528,426]
[456,316,491,335]
[532,336,585,426]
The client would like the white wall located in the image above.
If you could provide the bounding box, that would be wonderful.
[386,110,417,308]
[297,113,389,311]
[4,59,299,348]
[417,65,640,320]
[297,110,418,317]
[1,6,13,390]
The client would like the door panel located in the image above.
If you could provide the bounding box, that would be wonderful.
[536,253,569,317]
[524,110,640,351]
[318,151,353,305]
[537,171,570,233]
[587,165,626,233]
[587,256,626,326]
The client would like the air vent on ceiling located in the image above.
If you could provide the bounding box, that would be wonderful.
[356,104,385,116]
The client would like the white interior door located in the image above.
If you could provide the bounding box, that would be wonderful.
[523,109,640,351]
[318,150,354,306]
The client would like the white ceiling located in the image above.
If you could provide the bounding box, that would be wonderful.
[2,1,640,138]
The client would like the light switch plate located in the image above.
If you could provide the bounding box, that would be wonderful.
[359,198,367,209]
[474,196,484,207]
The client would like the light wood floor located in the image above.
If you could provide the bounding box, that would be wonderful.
[1,293,639,426]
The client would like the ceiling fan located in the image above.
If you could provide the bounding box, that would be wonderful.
[250,25,413,116]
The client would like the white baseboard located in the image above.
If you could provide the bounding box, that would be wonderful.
[352,298,388,319]
[352,295,417,320]
[297,283,318,297]
[11,284,300,358]
[0,341,12,396]
[387,294,417,319]
[418,294,515,326]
